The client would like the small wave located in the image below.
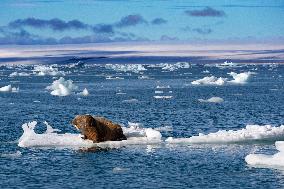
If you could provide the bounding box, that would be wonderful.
[1,151,22,158]
[166,125,284,144]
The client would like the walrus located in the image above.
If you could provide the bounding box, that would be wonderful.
[72,114,127,143]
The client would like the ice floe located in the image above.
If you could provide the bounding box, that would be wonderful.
[33,65,66,76]
[191,71,254,85]
[9,72,30,77]
[245,141,284,169]
[18,121,162,149]
[105,64,147,73]
[198,97,224,103]
[46,77,78,96]
[78,88,89,96]
[166,124,284,144]
[0,85,19,92]
[191,76,227,86]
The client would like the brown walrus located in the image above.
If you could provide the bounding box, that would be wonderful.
[72,115,127,143]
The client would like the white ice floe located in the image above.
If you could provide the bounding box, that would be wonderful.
[105,64,147,73]
[9,72,30,77]
[191,76,227,86]
[18,121,94,148]
[46,77,78,96]
[198,97,224,103]
[77,88,89,96]
[228,72,253,84]
[153,96,173,99]
[191,72,254,85]
[245,141,284,169]
[0,85,19,92]
[166,124,284,144]
[18,121,162,149]
[33,65,65,76]
[156,85,171,89]
[160,62,191,71]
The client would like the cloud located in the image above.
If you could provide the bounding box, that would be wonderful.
[93,24,114,33]
[116,14,147,28]
[192,28,212,34]
[185,7,226,17]
[160,35,179,41]
[151,18,167,25]
[181,26,212,35]
[0,28,57,45]
[9,18,88,31]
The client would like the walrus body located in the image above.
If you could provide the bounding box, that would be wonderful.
[72,115,126,142]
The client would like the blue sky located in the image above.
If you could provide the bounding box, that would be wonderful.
[0,0,283,45]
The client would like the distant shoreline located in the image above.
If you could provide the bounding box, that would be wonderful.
[0,42,283,65]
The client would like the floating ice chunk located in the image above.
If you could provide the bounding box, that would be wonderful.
[9,72,30,77]
[156,85,171,89]
[191,76,227,86]
[46,77,78,96]
[138,75,151,79]
[198,97,224,103]
[0,85,12,92]
[153,96,173,99]
[161,62,191,71]
[112,167,130,173]
[0,85,19,92]
[105,64,147,73]
[18,120,162,149]
[245,141,284,169]
[228,72,253,84]
[18,121,93,148]
[77,88,89,96]
[33,65,65,76]
[166,124,284,144]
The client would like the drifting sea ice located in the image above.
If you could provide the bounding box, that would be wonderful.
[18,121,162,149]
[0,85,19,92]
[78,88,89,96]
[105,64,147,73]
[198,97,224,103]
[191,71,253,85]
[46,77,78,96]
[245,141,284,169]
[33,65,66,76]
[166,124,284,144]
[191,76,227,86]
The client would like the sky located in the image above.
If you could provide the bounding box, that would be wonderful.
[0,0,283,45]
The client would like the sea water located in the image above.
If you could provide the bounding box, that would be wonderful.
[1,62,284,188]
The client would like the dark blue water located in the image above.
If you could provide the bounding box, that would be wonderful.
[1,62,284,188]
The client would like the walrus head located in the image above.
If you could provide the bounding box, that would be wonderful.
[72,114,97,131]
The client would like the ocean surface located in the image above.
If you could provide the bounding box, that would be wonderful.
[1,61,284,188]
